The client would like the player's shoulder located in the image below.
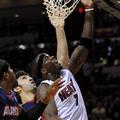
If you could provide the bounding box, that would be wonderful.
[41,80,53,86]
[61,69,73,76]
[37,80,53,93]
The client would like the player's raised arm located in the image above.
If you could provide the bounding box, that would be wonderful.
[69,2,94,75]
[49,16,69,69]
[45,0,83,69]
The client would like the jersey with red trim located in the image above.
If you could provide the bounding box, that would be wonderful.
[41,69,88,120]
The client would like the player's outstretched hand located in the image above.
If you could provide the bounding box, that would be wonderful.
[42,77,64,104]
[81,0,93,7]
[49,16,65,28]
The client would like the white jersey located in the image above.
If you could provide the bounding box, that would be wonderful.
[41,69,88,120]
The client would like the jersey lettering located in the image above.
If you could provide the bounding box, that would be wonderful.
[58,80,76,101]
[3,106,19,116]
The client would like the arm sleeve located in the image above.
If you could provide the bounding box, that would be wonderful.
[17,101,47,120]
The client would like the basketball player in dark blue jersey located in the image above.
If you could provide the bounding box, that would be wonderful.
[0,59,63,120]
[14,70,46,120]
[0,87,19,120]
[0,59,19,120]
[14,71,37,111]
[14,70,41,120]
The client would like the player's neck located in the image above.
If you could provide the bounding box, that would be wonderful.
[20,92,35,104]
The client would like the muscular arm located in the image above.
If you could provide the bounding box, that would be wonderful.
[49,2,93,74]
[49,18,69,68]
[44,99,62,120]
[55,25,69,69]
[37,84,62,120]
[69,9,94,75]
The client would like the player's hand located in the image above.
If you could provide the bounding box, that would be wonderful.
[81,0,93,8]
[49,16,65,28]
[42,77,64,104]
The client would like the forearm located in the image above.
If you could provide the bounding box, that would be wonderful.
[69,10,93,75]
[81,8,94,39]
[69,46,89,75]
[55,26,69,68]
[80,10,94,50]
[45,111,62,120]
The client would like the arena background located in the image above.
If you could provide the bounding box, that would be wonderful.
[0,0,120,119]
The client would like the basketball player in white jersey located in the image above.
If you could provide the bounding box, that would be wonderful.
[34,1,93,120]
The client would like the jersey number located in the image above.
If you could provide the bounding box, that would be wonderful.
[74,94,78,106]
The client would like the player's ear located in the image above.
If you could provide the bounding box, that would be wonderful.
[14,86,22,94]
[41,68,47,74]
[3,72,9,79]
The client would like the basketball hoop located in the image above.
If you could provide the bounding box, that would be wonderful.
[43,0,80,19]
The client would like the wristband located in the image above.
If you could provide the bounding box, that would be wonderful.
[79,38,93,50]
[85,8,94,12]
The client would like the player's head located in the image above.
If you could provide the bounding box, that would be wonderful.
[33,53,62,80]
[0,59,16,87]
[14,70,36,94]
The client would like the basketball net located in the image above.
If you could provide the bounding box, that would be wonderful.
[43,0,80,19]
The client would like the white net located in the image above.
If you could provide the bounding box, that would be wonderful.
[43,0,80,19]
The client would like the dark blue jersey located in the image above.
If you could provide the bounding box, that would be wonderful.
[22,101,35,111]
[0,88,19,120]
[22,99,40,120]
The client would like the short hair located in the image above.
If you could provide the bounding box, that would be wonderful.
[0,59,9,80]
[15,70,28,80]
[14,70,28,88]
[32,53,49,78]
